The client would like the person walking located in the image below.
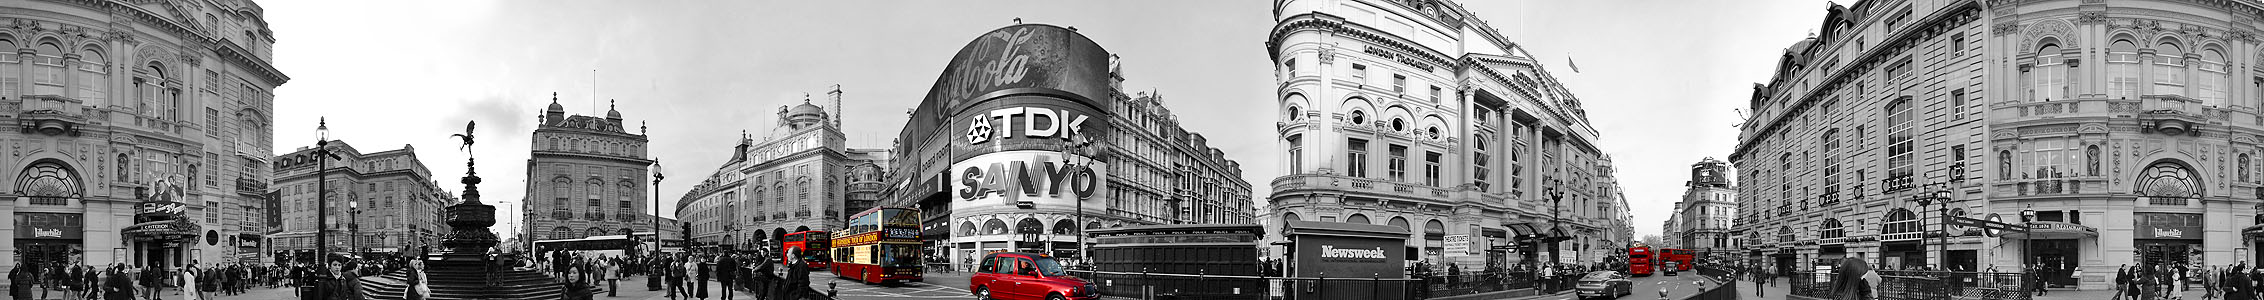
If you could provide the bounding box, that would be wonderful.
[598,257,616,298]
[690,255,710,300]
[716,254,737,300]
[100,267,131,300]
[1753,266,1766,297]
[753,251,775,300]
[668,257,689,300]
[178,265,202,300]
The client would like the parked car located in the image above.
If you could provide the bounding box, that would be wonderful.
[970,252,1098,300]
[1576,271,1633,299]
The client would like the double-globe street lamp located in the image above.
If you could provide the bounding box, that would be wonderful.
[1911,182,1955,270]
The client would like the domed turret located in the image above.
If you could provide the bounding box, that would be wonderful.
[546,92,566,113]
[782,98,829,130]
[544,92,566,125]
[606,99,623,120]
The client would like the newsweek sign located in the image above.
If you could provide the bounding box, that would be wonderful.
[952,150,1106,210]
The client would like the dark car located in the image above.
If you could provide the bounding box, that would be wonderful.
[970,252,1097,300]
[1576,271,1633,299]
[1663,261,1680,276]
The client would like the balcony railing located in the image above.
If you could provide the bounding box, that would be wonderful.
[235,178,267,195]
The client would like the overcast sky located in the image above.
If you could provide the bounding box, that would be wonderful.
[261,0,1834,239]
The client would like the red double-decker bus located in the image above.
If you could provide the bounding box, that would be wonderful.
[829,207,925,284]
[1628,246,1654,276]
[784,230,832,269]
[1659,248,1695,271]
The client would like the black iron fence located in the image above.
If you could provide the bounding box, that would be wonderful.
[1064,270,1536,300]
[1787,270,2033,300]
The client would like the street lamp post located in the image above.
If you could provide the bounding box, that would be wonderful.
[313,118,340,269]
[350,200,360,256]
[1059,136,1094,261]
[1541,178,1566,292]
[649,158,665,291]
[1913,182,1953,270]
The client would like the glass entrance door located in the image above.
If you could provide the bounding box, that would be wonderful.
[2034,239,2079,287]
[18,240,77,269]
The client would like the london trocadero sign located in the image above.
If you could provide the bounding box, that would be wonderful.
[922,24,1114,212]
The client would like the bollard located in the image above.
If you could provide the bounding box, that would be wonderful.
[1372,273,1380,300]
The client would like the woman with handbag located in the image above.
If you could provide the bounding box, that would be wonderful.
[403,260,430,300]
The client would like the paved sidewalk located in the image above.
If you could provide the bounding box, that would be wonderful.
[1723,277,2216,300]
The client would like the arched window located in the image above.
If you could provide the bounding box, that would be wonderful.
[1286,106,1301,121]
[2199,49,2228,106]
[2154,41,2186,96]
[797,180,811,213]
[1349,110,1367,125]
[1345,213,1370,224]
[2108,39,2141,99]
[961,221,979,237]
[586,227,607,238]
[77,47,107,103]
[1388,216,1411,233]
[1820,218,1845,239]
[1280,212,1300,221]
[1883,208,1919,234]
[1052,219,1076,235]
[982,219,1009,235]
[2034,42,2068,101]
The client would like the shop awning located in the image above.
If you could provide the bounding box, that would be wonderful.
[2244,224,2264,240]
[121,219,200,241]
[2002,222,2096,239]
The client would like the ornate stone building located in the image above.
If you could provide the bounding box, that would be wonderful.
[524,95,654,241]
[675,87,891,250]
[1264,0,1632,270]
[1673,157,1737,259]
[0,0,286,275]
[1730,0,2264,289]
[269,141,449,257]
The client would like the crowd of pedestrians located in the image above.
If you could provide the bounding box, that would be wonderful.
[6,259,347,300]
[2112,263,2264,300]
[529,245,816,300]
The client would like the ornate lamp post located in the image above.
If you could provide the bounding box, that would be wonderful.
[649,158,665,291]
[1913,182,1954,269]
[350,200,360,256]
[1058,135,1096,260]
[313,118,340,269]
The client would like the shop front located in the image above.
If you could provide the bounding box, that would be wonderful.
[2003,221,2097,287]
[2134,213,2203,266]
[121,183,200,271]
[15,212,86,268]
[2246,223,2264,264]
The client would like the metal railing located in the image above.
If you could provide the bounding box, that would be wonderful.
[1062,270,1536,300]
[1788,270,2033,300]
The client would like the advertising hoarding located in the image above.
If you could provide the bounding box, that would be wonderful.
[952,150,1106,211]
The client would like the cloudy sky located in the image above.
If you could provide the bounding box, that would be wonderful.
[261,0,1834,238]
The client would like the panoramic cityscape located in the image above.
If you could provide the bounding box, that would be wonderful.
[3,0,2263,300]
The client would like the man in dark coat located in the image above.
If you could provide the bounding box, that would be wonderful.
[716,254,737,300]
[785,256,810,300]
[753,252,776,300]
[101,267,132,300]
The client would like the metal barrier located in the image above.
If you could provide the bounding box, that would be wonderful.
[1066,270,1535,300]
[1787,270,2033,300]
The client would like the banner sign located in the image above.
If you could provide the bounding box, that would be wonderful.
[952,150,1107,211]
[2135,213,2202,239]
[14,213,83,239]
[1444,235,1471,255]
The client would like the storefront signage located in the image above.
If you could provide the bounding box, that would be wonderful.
[2135,213,2203,239]
[1362,45,1435,72]
[1319,245,1388,261]
[953,150,1106,209]
[1443,235,1471,254]
[136,201,186,216]
[14,213,83,240]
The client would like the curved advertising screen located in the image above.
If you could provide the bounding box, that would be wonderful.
[919,24,1114,213]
